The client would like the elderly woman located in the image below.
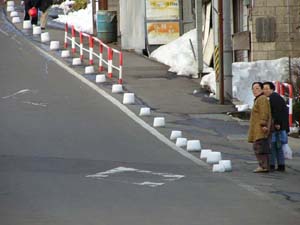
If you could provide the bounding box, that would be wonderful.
[248,82,272,173]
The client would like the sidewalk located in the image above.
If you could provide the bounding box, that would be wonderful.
[2,1,300,210]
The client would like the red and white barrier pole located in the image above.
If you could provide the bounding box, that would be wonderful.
[99,43,103,72]
[281,83,293,129]
[118,52,123,84]
[64,23,68,48]
[71,25,76,54]
[89,35,94,65]
[80,32,83,60]
[108,47,113,78]
[275,81,281,93]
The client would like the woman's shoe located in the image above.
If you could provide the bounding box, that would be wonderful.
[270,165,275,172]
[277,165,285,172]
[253,167,269,173]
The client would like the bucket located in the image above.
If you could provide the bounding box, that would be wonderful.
[97,10,117,43]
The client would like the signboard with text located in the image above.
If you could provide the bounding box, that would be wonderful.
[145,0,181,46]
[146,0,179,20]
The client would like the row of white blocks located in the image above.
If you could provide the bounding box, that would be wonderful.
[7,1,21,25]
[200,149,232,172]
[8,5,61,52]
[169,130,232,172]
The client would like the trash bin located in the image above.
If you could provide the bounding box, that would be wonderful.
[97,10,117,43]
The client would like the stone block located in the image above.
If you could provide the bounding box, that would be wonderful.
[274,51,292,58]
[253,42,276,51]
[276,42,292,51]
[277,23,290,33]
[253,51,269,60]
[291,42,300,50]
[267,0,286,7]
[255,0,267,6]
[291,51,300,58]
[252,7,276,16]
[276,7,288,16]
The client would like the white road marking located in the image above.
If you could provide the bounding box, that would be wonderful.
[22,101,47,107]
[134,182,165,187]
[86,167,185,188]
[2,89,31,99]
[0,28,9,36]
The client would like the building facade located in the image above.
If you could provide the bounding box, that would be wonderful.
[233,0,300,61]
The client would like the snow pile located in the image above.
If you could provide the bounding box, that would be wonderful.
[201,57,290,107]
[150,29,213,76]
[232,58,289,107]
[200,71,216,94]
[54,1,93,34]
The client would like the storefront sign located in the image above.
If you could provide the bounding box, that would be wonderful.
[147,22,180,45]
[146,0,179,20]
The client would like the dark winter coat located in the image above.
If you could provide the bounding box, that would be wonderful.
[269,92,290,133]
[24,0,53,12]
[36,0,53,12]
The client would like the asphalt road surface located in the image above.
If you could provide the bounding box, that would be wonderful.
[0,10,299,225]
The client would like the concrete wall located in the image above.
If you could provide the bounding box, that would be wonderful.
[250,0,300,61]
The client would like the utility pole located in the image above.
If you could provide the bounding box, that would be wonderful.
[218,0,224,104]
[92,0,96,35]
[196,0,203,77]
[99,0,108,10]
[223,0,233,100]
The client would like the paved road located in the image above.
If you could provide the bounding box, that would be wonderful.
[0,9,299,225]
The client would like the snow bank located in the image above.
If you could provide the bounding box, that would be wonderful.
[200,71,216,94]
[201,57,290,107]
[150,29,213,76]
[54,1,93,34]
[232,58,289,107]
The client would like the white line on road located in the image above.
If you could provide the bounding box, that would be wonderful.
[0,28,9,36]
[2,89,31,99]
[86,167,185,188]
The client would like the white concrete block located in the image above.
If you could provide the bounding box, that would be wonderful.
[112,84,123,93]
[85,66,94,74]
[170,130,182,140]
[186,140,201,152]
[72,58,81,66]
[212,164,225,173]
[10,11,18,17]
[7,6,14,12]
[12,17,20,23]
[206,152,222,164]
[176,138,187,148]
[61,50,70,58]
[23,20,32,29]
[123,93,135,104]
[32,26,42,35]
[7,1,15,6]
[139,107,151,116]
[200,149,212,159]
[219,160,232,172]
[153,117,165,127]
[41,32,50,43]
[50,41,60,50]
[96,74,106,83]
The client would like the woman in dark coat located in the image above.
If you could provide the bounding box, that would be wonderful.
[263,81,289,172]
[24,0,53,28]
[24,0,40,25]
